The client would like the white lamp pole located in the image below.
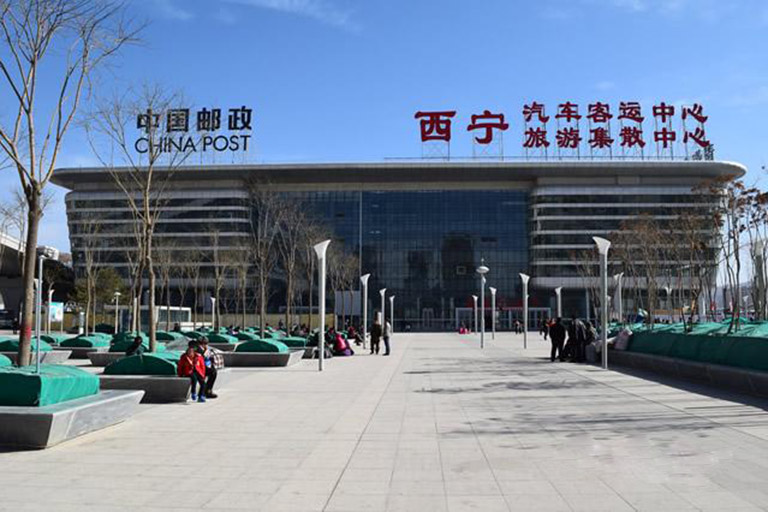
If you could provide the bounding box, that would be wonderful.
[314,239,331,372]
[554,286,562,319]
[471,295,478,334]
[46,288,54,334]
[389,295,395,334]
[593,237,611,370]
[360,273,370,349]
[380,288,387,331]
[476,263,489,349]
[489,287,497,340]
[35,246,58,372]
[613,272,624,325]
[113,291,122,334]
[519,274,530,349]
[210,297,216,331]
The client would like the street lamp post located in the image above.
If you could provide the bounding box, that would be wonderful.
[46,288,54,334]
[113,291,122,334]
[613,272,624,325]
[360,274,370,350]
[389,295,395,334]
[314,239,332,372]
[554,286,562,319]
[489,287,497,340]
[476,263,489,349]
[471,295,478,334]
[519,273,529,349]
[593,237,611,370]
[380,288,387,332]
[210,297,216,331]
[35,246,59,373]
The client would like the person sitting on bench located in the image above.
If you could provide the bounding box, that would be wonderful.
[196,337,224,399]
[125,335,145,356]
[178,341,207,403]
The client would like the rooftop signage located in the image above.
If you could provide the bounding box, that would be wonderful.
[414,102,713,159]
[134,106,252,154]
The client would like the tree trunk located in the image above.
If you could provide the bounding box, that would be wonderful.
[259,276,266,334]
[147,257,157,352]
[307,271,313,330]
[165,278,171,331]
[17,190,41,367]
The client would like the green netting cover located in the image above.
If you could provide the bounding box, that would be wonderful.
[88,332,113,341]
[0,365,99,407]
[156,331,186,341]
[61,335,110,348]
[103,351,183,376]
[113,332,148,344]
[0,354,11,367]
[236,331,259,341]
[40,334,72,345]
[235,339,289,353]
[279,336,308,348]
[0,338,53,352]
[183,331,206,340]
[109,338,166,353]
[208,333,238,344]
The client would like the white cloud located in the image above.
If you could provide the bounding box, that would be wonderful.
[150,0,195,21]
[222,0,358,31]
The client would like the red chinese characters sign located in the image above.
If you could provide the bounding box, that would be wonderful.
[414,102,712,156]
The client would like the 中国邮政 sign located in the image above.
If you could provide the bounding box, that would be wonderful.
[134,106,252,154]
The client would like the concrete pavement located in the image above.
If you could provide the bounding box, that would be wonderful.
[1,332,767,511]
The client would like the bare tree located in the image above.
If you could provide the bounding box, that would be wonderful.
[276,201,306,329]
[0,0,138,364]
[84,86,193,351]
[154,239,177,331]
[299,221,331,330]
[246,180,286,333]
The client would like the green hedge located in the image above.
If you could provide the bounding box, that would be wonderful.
[0,365,99,407]
[103,352,182,376]
[234,339,289,353]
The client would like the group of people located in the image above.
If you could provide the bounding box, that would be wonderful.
[368,317,392,356]
[546,316,597,363]
[177,338,223,402]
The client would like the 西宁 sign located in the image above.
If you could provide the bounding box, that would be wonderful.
[414,102,713,159]
[134,106,252,154]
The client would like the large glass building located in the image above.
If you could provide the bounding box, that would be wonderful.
[52,160,744,330]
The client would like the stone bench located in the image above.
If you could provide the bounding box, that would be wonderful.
[221,349,304,367]
[609,350,768,398]
[53,346,108,359]
[88,352,126,367]
[208,343,238,352]
[0,390,144,450]
[0,351,72,365]
[98,368,234,403]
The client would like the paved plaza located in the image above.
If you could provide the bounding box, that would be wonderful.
[2,332,768,511]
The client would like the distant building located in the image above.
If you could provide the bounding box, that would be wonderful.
[52,160,745,330]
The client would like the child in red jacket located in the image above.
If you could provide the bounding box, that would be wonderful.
[178,342,207,403]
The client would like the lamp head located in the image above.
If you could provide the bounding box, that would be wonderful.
[555,286,562,295]
[380,288,386,296]
[360,273,370,285]
[519,273,530,285]
[313,239,331,259]
[36,245,59,260]
[476,265,489,275]
[489,287,497,296]
[471,295,478,303]
[593,236,611,255]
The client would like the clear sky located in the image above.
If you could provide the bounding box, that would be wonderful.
[4,0,768,252]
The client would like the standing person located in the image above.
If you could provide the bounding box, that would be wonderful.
[370,316,383,355]
[196,337,224,399]
[178,341,207,403]
[566,315,586,362]
[549,318,567,362]
[383,319,392,356]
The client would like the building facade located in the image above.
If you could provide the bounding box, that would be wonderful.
[52,160,745,330]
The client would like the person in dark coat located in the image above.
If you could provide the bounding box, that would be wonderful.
[566,315,587,362]
[549,318,567,362]
[369,318,383,355]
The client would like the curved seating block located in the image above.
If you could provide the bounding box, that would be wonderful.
[235,339,289,353]
[53,346,107,359]
[0,351,72,365]
[279,337,308,348]
[61,336,110,349]
[208,333,238,344]
[183,331,206,340]
[609,349,768,398]
[0,390,144,449]
[40,334,73,346]
[155,331,187,342]
[236,332,260,342]
[222,350,304,367]
[209,343,238,352]
[0,354,11,367]
[88,352,126,367]
[99,369,233,403]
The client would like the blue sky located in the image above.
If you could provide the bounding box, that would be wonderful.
[5,0,768,252]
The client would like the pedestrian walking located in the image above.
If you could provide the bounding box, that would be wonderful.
[549,318,566,362]
[383,320,392,356]
[566,315,586,362]
[370,316,383,355]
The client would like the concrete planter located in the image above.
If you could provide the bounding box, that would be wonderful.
[0,390,144,450]
[53,346,108,359]
[0,351,72,365]
[99,369,233,403]
[88,352,125,367]
[222,350,304,367]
